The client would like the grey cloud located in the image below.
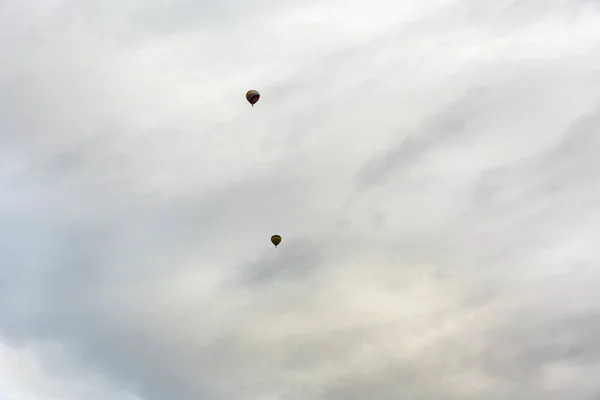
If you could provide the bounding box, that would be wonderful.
[467,110,600,251]
[0,150,329,399]
[2,1,600,399]
[354,88,487,189]
[234,238,323,286]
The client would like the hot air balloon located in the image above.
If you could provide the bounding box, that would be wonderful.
[271,235,281,248]
[246,90,260,107]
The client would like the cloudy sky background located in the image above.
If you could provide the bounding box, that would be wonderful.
[1,0,600,399]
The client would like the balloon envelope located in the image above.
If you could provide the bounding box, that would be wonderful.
[271,235,281,247]
[246,90,260,106]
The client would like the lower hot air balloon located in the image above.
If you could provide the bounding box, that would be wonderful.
[271,235,281,248]
[246,90,260,107]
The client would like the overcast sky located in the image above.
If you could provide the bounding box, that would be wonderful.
[1,0,600,399]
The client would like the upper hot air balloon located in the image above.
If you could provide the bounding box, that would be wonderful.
[246,90,260,107]
[271,235,281,248]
